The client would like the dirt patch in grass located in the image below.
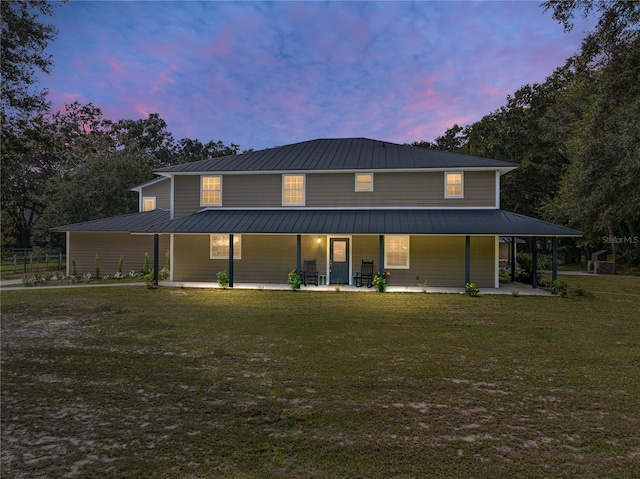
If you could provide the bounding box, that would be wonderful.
[2,279,639,478]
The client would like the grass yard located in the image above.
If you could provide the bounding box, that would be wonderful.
[1,274,639,478]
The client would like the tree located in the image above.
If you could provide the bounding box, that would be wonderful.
[542,36,640,262]
[1,0,61,249]
[34,147,153,246]
[173,138,240,165]
[1,0,58,122]
[539,0,640,264]
[412,124,466,151]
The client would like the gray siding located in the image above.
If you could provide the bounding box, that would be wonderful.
[223,174,281,207]
[172,171,496,213]
[173,175,200,218]
[379,236,494,287]
[69,232,170,276]
[141,179,171,210]
[173,234,327,283]
[173,234,495,287]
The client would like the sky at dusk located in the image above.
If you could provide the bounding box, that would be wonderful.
[41,1,596,151]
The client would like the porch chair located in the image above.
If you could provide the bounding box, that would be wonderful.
[301,259,319,286]
[354,260,374,288]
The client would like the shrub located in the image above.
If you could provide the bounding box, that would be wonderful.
[94,254,100,280]
[117,256,124,276]
[372,274,387,293]
[217,270,230,288]
[159,266,170,281]
[22,274,48,287]
[516,253,543,285]
[144,272,157,288]
[141,252,152,276]
[288,270,301,291]
[465,282,480,297]
[71,258,77,277]
[164,250,170,270]
[551,279,568,297]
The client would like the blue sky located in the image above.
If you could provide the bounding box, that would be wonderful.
[42,1,595,150]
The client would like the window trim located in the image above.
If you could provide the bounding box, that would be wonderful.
[142,196,156,212]
[210,234,241,260]
[444,172,464,199]
[384,235,410,269]
[201,175,222,207]
[282,174,306,206]
[355,172,374,192]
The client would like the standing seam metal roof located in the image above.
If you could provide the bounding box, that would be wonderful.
[155,138,518,173]
[130,209,582,237]
[50,209,170,232]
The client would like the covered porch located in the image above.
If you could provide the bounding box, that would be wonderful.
[135,209,583,289]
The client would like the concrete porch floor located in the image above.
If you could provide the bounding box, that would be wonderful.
[160,281,553,296]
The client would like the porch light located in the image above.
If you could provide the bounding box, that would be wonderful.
[317,237,322,244]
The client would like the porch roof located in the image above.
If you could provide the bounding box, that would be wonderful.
[131,209,583,237]
[50,209,170,232]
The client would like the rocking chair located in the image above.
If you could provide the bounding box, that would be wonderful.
[354,260,374,288]
[301,259,319,286]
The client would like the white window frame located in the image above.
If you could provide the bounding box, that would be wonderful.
[201,175,222,207]
[210,234,241,259]
[444,172,464,198]
[282,174,305,206]
[384,235,410,269]
[355,173,374,192]
[142,196,156,212]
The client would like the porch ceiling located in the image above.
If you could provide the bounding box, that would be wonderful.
[131,209,583,237]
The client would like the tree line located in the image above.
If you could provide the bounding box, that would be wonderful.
[414,1,639,265]
[2,1,639,265]
[1,1,241,250]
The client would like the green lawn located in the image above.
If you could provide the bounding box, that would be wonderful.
[1,275,639,478]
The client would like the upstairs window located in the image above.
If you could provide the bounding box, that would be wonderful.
[142,197,156,211]
[210,234,241,259]
[283,174,305,206]
[445,172,463,198]
[201,176,222,206]
[355,173,374,192]
[385,235,410,269]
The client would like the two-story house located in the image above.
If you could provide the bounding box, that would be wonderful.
[52,138,582,288]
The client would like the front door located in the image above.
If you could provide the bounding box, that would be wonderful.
[330,238,350,284]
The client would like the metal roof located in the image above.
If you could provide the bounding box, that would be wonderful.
[156,138,518,174]
[51,209,170,232]
[129,176,168,192]
[131,209,582,237]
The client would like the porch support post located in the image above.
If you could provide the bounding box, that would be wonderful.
[532,236,538,289]
[510,236,516,282]
[296,235,301,275]
[552,237,558,283]
[153,233,159,286]
[465,236,471,284]
[379,235,384,277]
[228,234,234,288]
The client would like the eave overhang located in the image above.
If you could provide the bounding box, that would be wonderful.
[130,209,583,237]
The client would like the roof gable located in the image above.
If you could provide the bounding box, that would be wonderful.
[156,138,517,174]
